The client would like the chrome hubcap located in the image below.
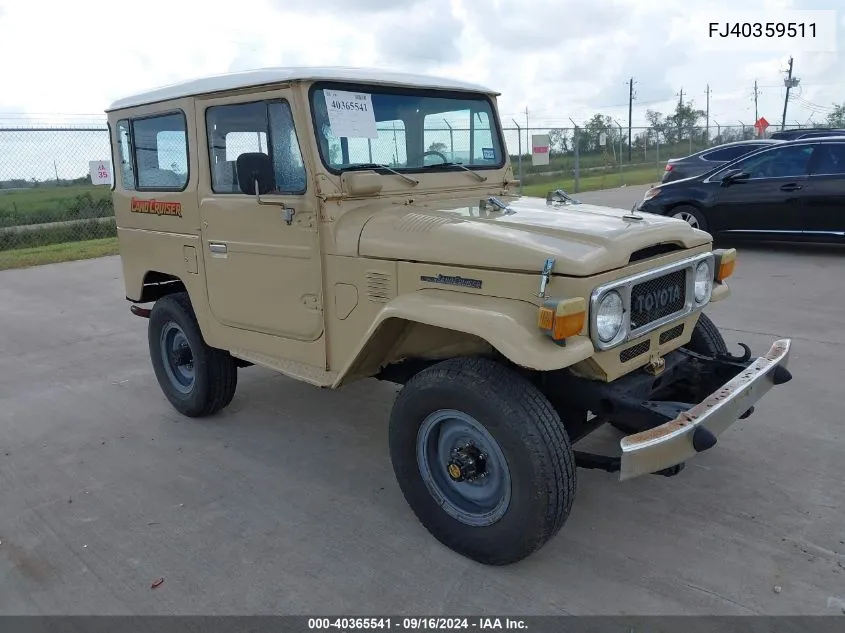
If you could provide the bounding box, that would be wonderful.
[674,211,700,228]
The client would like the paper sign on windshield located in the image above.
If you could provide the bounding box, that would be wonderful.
[324,90,378,139]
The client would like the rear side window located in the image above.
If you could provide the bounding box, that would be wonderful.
[811,144,845,175]
[702,145,758,162]
[132,112,189,191]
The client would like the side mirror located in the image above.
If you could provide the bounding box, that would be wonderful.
[236,152,275,196]
[234,152,295,225]
[720,169,750,186]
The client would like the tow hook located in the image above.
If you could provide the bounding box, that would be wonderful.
[130,304,151,318]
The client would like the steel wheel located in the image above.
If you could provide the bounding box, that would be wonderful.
[673,210,700,228]
[416,409,511,527]
[159,321,195,394]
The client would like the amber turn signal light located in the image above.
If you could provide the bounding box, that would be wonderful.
[538,297,587,342]
[713,248,737,282]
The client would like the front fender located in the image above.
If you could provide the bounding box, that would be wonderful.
[333,289,595,387]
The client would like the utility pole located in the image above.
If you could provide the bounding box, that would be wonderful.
[525,107,529,158]
[705,84,711,144]
[676,87,684,143]
[752,79,760,122]
[627,78,633,162]
[54,160,59,185]
[781,56,799,131]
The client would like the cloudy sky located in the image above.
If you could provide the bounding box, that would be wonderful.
[0,0,842,131]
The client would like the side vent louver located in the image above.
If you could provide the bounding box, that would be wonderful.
[366,271,394,303]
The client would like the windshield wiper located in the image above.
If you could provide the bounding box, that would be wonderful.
[338,163,419,186]
[422,161,487,182]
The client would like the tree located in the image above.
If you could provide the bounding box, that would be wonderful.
[427,141,448,154]
[827,103,845,127]
[548,128,569,154]
[668,101,706,143]
[645,109,670,143]
[573,113,615,152]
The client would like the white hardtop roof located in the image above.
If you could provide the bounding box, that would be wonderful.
[107,66,499,111]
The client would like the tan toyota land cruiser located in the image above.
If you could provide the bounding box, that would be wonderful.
[106,67,792,565]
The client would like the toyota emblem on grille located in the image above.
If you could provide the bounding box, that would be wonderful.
[634,284,682,315]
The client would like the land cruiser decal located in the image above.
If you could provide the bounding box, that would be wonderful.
[420,274,482,289]
[130,197,183,217]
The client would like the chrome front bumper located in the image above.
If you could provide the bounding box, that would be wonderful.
[619,338,792,481]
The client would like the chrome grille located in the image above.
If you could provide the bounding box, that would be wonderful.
[629,269,687,330]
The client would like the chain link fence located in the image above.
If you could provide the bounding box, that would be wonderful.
[0,120,836,260]
[0,126,115,258]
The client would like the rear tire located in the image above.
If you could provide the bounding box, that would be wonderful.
[388,357,576,566]
[670,205,708,232]
[148,292,238,417]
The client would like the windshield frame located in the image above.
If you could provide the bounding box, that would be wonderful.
[307,81,507,176]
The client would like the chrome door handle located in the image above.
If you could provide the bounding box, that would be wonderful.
[209,243,228,254]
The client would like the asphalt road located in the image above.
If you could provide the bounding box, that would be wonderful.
[1,186,844,615]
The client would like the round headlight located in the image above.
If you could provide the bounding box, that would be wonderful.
[596,291,624,342]
[695,260,713,303]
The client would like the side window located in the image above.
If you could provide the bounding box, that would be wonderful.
[132,113,189,191]
[116,119,135,190]
[206,100,306,194]
[810,144,845,175]
[734,144,814,179]
[268,102,307,193]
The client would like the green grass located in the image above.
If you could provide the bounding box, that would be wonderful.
[0,185,113,227]
[521,165,663,197]
[0,237,119,270]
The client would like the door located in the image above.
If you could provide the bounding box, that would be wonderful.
[707,143,814,236]
[802,142,845,237]
[197,91,323,342]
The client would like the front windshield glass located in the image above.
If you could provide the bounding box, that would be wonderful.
[310,83,505,173]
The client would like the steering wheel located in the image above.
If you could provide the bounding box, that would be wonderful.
[413,150,449,166]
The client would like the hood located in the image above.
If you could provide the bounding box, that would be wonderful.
[358,196,711,277]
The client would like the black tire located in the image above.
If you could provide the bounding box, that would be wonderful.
[684,311,728,356]
[148,292,237,417]
[669,204,708,232]
[388,357,576,566]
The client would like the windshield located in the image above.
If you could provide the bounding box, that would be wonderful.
[310,83,505,173]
